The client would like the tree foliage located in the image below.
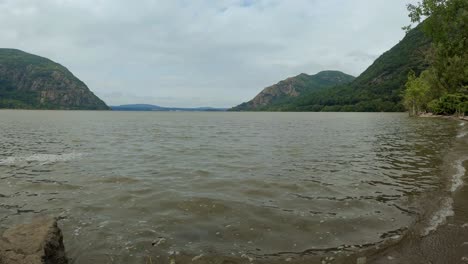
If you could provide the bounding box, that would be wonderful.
[403,70,431,115]
[406,0,467,90]
[402,0,467,115]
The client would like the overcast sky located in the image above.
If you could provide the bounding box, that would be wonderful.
[0,0,417,107]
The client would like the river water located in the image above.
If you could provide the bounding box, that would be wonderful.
[0,111,465,263]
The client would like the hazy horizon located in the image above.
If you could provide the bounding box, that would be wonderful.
[0,0,418,108]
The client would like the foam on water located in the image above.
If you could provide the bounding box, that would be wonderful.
[422,127,467,236]
[0,152,85,165]
[422,197,454,236]
[457,131,468,138]
[451,158,467,192]
[422,158,466,236]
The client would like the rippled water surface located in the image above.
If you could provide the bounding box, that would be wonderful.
[0,111,461,263]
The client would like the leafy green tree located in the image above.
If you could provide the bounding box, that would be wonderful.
[405,0,468,93]
[428,93,468,115]
[403,70,431,116]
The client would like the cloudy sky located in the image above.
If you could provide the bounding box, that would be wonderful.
[0,0,417,107]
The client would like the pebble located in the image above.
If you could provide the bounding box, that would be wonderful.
[356,256,367,264]
[387,256,394,260]
[152,238,166,246]
[192,254,204,261]
[241,254,254,262]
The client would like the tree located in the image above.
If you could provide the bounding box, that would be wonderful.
[403,70,431,116]
[405,0,468,93]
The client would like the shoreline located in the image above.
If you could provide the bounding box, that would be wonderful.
[418,112,468,122]
[368,161,468,264]
[366,115,468,264]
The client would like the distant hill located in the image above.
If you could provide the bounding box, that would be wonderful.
[231,70,355,111]
[230,25,431,112]
[111,104,227,111]
[288,24,431,112]
[0,49,108,110]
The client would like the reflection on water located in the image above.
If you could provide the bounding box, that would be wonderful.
[0,111,460,263]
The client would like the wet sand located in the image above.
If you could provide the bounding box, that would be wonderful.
[368,161,468,264]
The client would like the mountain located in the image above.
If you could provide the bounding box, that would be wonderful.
[231,70,355,111]
[230,25,431,112]
[286,24,431,112]
[111,104,227,111]
[0,49,109,110]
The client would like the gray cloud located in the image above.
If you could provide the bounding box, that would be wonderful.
[0,0,417,107]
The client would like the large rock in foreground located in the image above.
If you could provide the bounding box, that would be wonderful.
[0,217,68,264]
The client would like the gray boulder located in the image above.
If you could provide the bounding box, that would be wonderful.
[0,217,68,264]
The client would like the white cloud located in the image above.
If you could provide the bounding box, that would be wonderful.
[0,0,417,107]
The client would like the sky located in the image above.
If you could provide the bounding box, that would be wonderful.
[0,0,418,108]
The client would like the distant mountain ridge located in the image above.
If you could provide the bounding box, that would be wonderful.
[111,104,227,111]
[287,24,431,112]
[231,24,431,112]
[0,48,108,110]
[231,70,355,111]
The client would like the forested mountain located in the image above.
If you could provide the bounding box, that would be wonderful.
[230,71,355,111]
[231,25,431,112]
[0,49,109,110]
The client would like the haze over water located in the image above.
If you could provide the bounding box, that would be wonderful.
[0,111,462,263]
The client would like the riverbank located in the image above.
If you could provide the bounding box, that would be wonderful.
[368,161,468,264]
[367,115,468,264]
[419,112,468,121]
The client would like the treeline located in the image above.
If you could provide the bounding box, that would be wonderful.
[403,0,467,116]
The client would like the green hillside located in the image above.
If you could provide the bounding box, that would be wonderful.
[231,70,355,111]
[231,25,431,112]
[0,49,109,110]
[290,25,431,112]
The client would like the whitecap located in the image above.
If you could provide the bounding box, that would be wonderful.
[0,157,17,165]
[457,131,468,138]
[422,157,467,236]
[422,197,454,236]
[451,158,467,192]
[0,153,85,165]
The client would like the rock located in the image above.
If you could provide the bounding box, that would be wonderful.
[0,217,68,264]
[356,256,367,264]
[191,254,204,262]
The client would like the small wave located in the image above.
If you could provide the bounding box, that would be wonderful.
[460,122,466,127]
[451,158,467,192]
[422,197,454,236]
[0,153,85,165]
[457,131,468,138]
[422,157,467,236]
